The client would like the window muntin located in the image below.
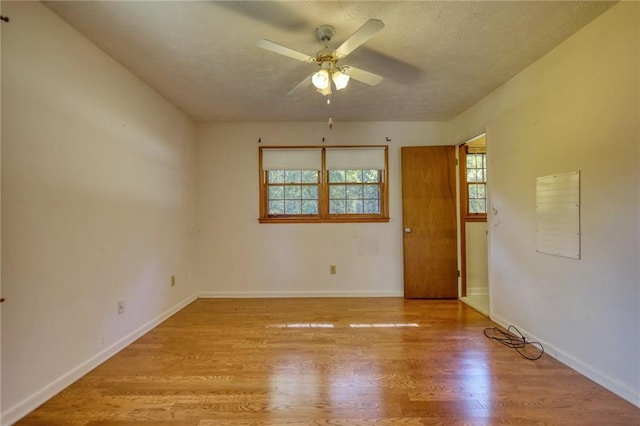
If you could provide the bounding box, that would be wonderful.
[259,146,389,223]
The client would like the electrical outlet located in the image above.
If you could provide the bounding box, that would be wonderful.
[171,275,176,287]
[330,265,337,275]
[117,299,125,315]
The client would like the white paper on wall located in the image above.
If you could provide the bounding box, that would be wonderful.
[536,170,580,259]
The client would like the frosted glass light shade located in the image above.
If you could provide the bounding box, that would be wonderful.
[312,70,330,89]
[332,70,350,90]
[316,86,332,96]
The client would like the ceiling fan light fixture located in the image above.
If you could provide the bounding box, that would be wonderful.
[332,70,350,90]
[317,85,332,96]
[312,69,330,90]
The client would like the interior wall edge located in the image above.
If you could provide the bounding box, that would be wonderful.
[1,293,199,426]
[490,313,640,408]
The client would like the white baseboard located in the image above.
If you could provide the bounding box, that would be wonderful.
[198,290,403,298]
[490,312,640,408]
[2,293,198,426]
[466,286,489,296]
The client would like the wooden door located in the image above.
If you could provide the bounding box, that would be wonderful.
[401,146,458,298]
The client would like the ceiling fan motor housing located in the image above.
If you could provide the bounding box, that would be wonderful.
[316,25,335,42]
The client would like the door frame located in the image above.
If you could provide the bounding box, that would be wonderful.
[456,133,488,299]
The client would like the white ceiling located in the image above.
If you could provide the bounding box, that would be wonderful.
[44,1,614,123]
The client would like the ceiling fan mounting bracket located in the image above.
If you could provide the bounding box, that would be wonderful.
[316,25,335,43]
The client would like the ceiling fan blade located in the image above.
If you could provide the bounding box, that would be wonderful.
[334,19,385,59]
[343,66,383,86]
[288,74,313,95]
[256,39,315,63]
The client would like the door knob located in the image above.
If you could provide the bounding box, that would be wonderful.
[404,227,411,233]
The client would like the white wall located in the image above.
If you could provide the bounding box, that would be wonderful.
[1,2,198,423]
[0,1,4,418]
[449,2,640,405]
[465,222,488,294]
[195,122,448,297]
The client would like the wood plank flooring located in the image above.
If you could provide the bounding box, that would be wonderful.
[17,298,640,425]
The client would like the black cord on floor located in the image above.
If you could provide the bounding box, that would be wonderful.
[484,325,544,360]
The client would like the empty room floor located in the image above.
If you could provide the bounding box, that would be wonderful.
[17,298,639,425]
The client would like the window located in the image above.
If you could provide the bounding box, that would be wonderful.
[459,141,487,219]
[266,170,319,215]
[259,146,389,223]
[466,151,487,214]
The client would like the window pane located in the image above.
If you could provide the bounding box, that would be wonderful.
[330,185,346,199]
[468,184,479,199]
[363,184,379,199]
[330,200,346,214]
[346,185,363,199]
[364,199,380,214]
[301,170,318,183]
[477,184,486,198]
[469,199,481,213]
[469,199,487,214]
[301,185,318,199]
[285,186,301,199]
[269,200,284,215]
[467,155,477,169]
[328,170,345,183]
[467,169,478,183]
[284,170,301,183]
[363,170,379,183]
[268,186,284,199]
[346,170,363,183]
[347,200,364,214]
[268,170,284,184]
[284,201,301,214]
[301,200,318,215]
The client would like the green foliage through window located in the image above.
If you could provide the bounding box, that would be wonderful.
[267,170,319,215]
[328,170,381,215]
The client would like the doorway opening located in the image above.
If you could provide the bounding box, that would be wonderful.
[458,134,489,315]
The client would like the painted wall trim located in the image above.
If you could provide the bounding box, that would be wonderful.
[466,287,489,296]
[199,291,403,298]
[2,293,198,426]
[490,313,640,408]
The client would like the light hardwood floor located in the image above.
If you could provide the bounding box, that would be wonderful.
[18,298,640,425]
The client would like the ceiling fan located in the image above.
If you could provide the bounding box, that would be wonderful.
[256,19,385,97]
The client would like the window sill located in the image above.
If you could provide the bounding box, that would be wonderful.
[464,214,487,222]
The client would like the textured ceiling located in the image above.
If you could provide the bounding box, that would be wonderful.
[44,1,614,123]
